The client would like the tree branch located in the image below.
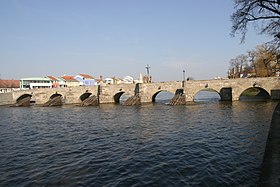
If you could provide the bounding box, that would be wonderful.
[259,1,280,16]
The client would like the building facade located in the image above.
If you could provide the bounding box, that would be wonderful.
[46,76,60,88]
[74,74,97,86]
[20,77,52,89]
[60,76,80,87]
[0,80,20,93]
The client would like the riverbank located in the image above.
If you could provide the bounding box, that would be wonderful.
[258,101,280,186]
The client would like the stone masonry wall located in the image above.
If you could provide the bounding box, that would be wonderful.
[0,77,279,106]
[0,92,14,105]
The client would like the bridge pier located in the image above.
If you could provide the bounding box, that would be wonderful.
[220,88,232,101]
[271,89,280,100]
[185,93,194,102]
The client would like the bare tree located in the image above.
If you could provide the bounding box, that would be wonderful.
[228,54,249,78]
[231,0,280,44]
[249,44,279,76]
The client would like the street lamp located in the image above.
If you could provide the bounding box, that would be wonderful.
[182,69,186,87]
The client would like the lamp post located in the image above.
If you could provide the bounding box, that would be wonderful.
[182,69,185,87]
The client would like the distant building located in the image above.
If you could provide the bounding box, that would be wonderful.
[46,76,60,88]
[104,78,114,84]
[20,77,52,89]
[104,76,135,84]
[0,80,20,93]
[60,75,80,87]
[57,77,67,87]
[122,76,134,84]
[112,77,122,84]
[74,74,97,86]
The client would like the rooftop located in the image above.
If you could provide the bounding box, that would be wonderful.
[47,76,58,81]
[0,80,20,88]
[20,77,51,81]
[79,74,94,79]
[61,76,79,82]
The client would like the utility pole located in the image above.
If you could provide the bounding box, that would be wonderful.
[182,70,185,87]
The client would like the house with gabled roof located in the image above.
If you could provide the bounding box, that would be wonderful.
[60,75,80,87]
[74,73,97,86]
[46,76,60,88]
[56,77,66,87]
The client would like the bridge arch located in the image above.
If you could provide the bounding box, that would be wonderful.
[114,91,125,103]
[193,88,221,102]
[80,92,92,101]
[16,94,32,102]
[152,90,175,102]
[50,93,63,99]
[152,91,161,102]
[239,87,270,101]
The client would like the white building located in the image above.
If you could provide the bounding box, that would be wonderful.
[104,78,114,84]
[122,76,134,84]
[20,77,52,89]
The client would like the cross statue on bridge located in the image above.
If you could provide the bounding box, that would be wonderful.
[145,64,151,76]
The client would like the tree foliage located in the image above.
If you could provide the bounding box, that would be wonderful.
[252,44,279,76]
[231,0,280,44]
[228,44,280,78]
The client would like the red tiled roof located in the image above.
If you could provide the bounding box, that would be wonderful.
[0,80,20,88]
[61,76,78,82]
[47,76,58,81]
[79,74,94,79]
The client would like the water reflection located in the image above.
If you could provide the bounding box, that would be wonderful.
[239,87,271,101]
[119,93,132,104]
[194,90,221,102]
[154,91,174,104]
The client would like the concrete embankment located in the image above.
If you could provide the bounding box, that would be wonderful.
[258,102,280,186]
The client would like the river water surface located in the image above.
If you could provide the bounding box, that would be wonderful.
[0,100,277,186]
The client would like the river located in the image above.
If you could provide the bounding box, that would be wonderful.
[0,99,277,186]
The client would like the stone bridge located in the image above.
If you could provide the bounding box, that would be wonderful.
[137,77,280,102]
[0,77,279,106]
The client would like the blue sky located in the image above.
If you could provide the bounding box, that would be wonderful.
[0,0,270,81]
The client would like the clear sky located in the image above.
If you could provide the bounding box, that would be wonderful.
[0,0,271,81]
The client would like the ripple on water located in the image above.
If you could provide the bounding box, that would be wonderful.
[0,101,277,186]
